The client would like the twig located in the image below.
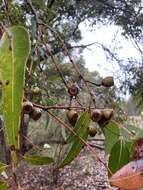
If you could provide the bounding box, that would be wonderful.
[43,42,69,89]
[88,143,104,150]
[88,138,105,141]
[85,80,101,87]
[31,102,107,111]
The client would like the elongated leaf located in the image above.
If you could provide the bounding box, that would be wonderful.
[24,155,53,165]
[108,140,129,175]
[102,121,120,154]
[0,181,8,190]
[0,26,30,148]
[60,112,90,168]
[66,112,90,143]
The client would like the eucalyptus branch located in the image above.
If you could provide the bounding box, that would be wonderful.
[52,42,97,55]
[32,103,87,111]
[47,110,112,175]
[39,22,97,106]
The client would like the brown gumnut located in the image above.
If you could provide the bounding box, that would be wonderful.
[91,109,102,122]
[22,101,33,114]
[88,126,97,137]
[102,109,113,120]
[68,84,79,97]
[102,76,114,87]
[98,109,113,128]
[30,108,42,121]
[67,110,78,126]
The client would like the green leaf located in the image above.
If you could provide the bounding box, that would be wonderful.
[125,124,143,139]
[0,181,8,190]
[102,121,120,154]
[0,26,30,148]
[60,112,90,168]
[0,163,7,172]
[24,155,53,165]
[108,140,129,176]
[125,140,136,160]
[66,112,90,143]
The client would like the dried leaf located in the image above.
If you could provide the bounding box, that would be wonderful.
[110,159,143,189]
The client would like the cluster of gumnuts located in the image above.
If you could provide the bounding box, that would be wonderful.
[22,100,42,121]
[22,76,114,135]
[67,108,113,137]
[67,76,114,137]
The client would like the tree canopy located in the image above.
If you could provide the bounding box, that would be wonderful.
[0,0,143,104]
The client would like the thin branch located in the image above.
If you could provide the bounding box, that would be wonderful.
[52,42,98,55]
[39,22,97,107]
[85,80,101,87]
[42,42,69,89]
[26,0,39,40]
[88,138,104,141]
[31,102,110,111]
[88,143,104,150]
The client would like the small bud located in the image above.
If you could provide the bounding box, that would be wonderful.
[32,87,41,95]
[91,109,102,122]
[30,108,42,121]
[22,101,33,114]
[67,110,78,126]
[68,84,79,97]
[88,126,97,137]
[102,76,114,87]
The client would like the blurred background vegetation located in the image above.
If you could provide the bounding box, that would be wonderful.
[0,0,143,158]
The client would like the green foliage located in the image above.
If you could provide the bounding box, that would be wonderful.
[104,120,143,174]
[24,155,53,165]
[60,112,91,168]
[66,112,90,143]
[0,181,7,190]
[103,121,120,154]
[103,120,143,154]
[108,140,129,176]
[121,124,143,140]
[0,26,30,148]
[0,162,7,172]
